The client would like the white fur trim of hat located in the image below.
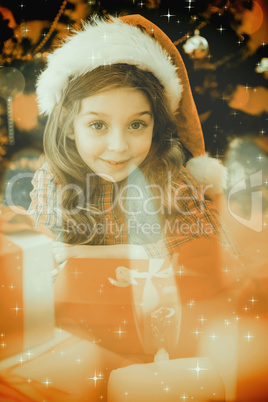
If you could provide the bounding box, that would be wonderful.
[36,16,182,116]
[186,154,228,195]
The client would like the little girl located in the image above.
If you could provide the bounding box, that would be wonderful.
[28,14,237,263]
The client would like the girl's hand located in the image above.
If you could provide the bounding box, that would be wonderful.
[52,241,75,264]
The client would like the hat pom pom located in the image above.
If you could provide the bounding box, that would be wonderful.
[186,154,227,197]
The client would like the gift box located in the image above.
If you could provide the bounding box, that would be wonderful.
[0,328,127,401]
[0,207,55,360]
[197,315,268,401]
[191,202,268,401]
[54,258,181,356]
[170,242,268,401]
[172,248,268,401]
[192,263,268,402]
[53,238,240,358]
[196,239,268,402]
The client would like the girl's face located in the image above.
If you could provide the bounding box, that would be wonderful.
[72,87,154,182]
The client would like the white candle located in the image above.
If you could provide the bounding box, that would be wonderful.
[108,356,225,402]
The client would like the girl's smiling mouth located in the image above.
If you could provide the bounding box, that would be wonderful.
[100,158,130,169]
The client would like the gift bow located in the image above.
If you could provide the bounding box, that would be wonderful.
[108,260,175,315]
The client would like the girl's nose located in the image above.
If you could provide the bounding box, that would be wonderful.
[107,128,128,152]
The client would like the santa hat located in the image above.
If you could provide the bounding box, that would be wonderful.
[36,14,226,195]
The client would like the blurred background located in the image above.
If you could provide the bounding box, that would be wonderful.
[0,0,267,209]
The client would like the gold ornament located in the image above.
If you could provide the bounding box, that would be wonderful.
[183,29,209,59]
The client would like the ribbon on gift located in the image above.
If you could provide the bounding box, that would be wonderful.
[108,259,175,315]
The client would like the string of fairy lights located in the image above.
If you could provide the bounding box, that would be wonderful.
[0,0,68,64]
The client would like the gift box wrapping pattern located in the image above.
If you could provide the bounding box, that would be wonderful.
[54,258,181,356]
[0,231,55,360]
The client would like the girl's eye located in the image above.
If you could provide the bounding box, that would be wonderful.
[129,121,146,130]
[89,121,107,131]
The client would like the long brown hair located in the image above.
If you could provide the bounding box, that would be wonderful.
[44,63,185,244]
